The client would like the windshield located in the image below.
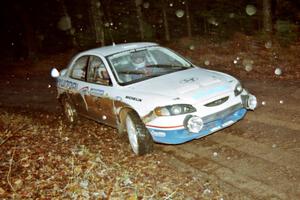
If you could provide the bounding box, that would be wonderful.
[107,46,192,85]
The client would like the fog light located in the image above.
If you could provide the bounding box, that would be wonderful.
[248,95,257,110]
[185,115,203,133]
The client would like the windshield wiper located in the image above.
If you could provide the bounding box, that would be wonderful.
[118,70,146,75]
[146,64,189,70]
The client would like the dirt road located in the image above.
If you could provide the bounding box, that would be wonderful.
[159,80,300,199]
[0,72,299,199]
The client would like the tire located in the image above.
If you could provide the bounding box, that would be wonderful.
[62,97,78,125]
[125,110,153,155]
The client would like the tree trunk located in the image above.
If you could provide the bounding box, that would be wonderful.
[185,0,192,37]
[263,0,272,34]
[90,0,105,46]
[162,1,170,41]
[14,3,37,59]
[134,0,144,40]
[60,0,78,47]
[21,12,37,59]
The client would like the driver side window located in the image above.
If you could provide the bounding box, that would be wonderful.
[87,56,111,86]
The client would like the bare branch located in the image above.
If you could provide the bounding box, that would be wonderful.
[7,147,16,193]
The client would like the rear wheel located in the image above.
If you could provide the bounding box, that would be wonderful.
[62,98,78,124]
[125,111,153,155]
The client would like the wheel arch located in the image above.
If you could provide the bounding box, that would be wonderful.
[117,105,141,135]
[58,92,71,104]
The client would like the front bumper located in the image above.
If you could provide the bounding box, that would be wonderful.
[147,105,247,144]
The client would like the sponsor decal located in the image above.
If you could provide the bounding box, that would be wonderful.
[58,79,78,90]
[79,86,89,92]
[90,88,104,97]
[210,126,221,132]
[222,120,234,127]
[180,77,199,84]
[125,96,142,102]
[150,130,166,137]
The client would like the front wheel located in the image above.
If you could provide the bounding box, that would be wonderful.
[125,111,153,155]
[62,98,78,125]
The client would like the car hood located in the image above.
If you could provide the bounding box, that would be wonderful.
[127,67,237,104]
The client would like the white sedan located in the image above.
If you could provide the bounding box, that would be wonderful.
[52,42,257,155]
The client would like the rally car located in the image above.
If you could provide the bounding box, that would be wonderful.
[51,42,257,155]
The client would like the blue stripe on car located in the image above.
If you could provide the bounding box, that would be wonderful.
[148,108,247,144]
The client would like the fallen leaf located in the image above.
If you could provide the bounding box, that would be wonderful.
[0,187,6,195]
[127,194,137,200]
[14,179,23,189]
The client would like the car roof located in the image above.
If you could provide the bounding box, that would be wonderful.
[83,42,159,57]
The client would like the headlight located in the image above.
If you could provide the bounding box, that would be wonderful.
[154,104,196,116]
[234,83,243,96]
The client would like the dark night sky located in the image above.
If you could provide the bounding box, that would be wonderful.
[1,0,299,60]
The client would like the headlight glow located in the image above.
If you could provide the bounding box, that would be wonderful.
[154,104,196,116]
[247,95,257,110]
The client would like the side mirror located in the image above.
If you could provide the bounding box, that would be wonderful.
[51,68,60,78]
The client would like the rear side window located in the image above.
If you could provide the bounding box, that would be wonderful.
[70,56,89,80]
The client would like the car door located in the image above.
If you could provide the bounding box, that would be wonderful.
[68,55,90,116]
[84,55,117,126]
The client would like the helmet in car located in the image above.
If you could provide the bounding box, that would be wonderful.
[131,51,146,69]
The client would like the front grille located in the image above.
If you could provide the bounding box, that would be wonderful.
[204,96,229,107]
[202,104,243,123]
